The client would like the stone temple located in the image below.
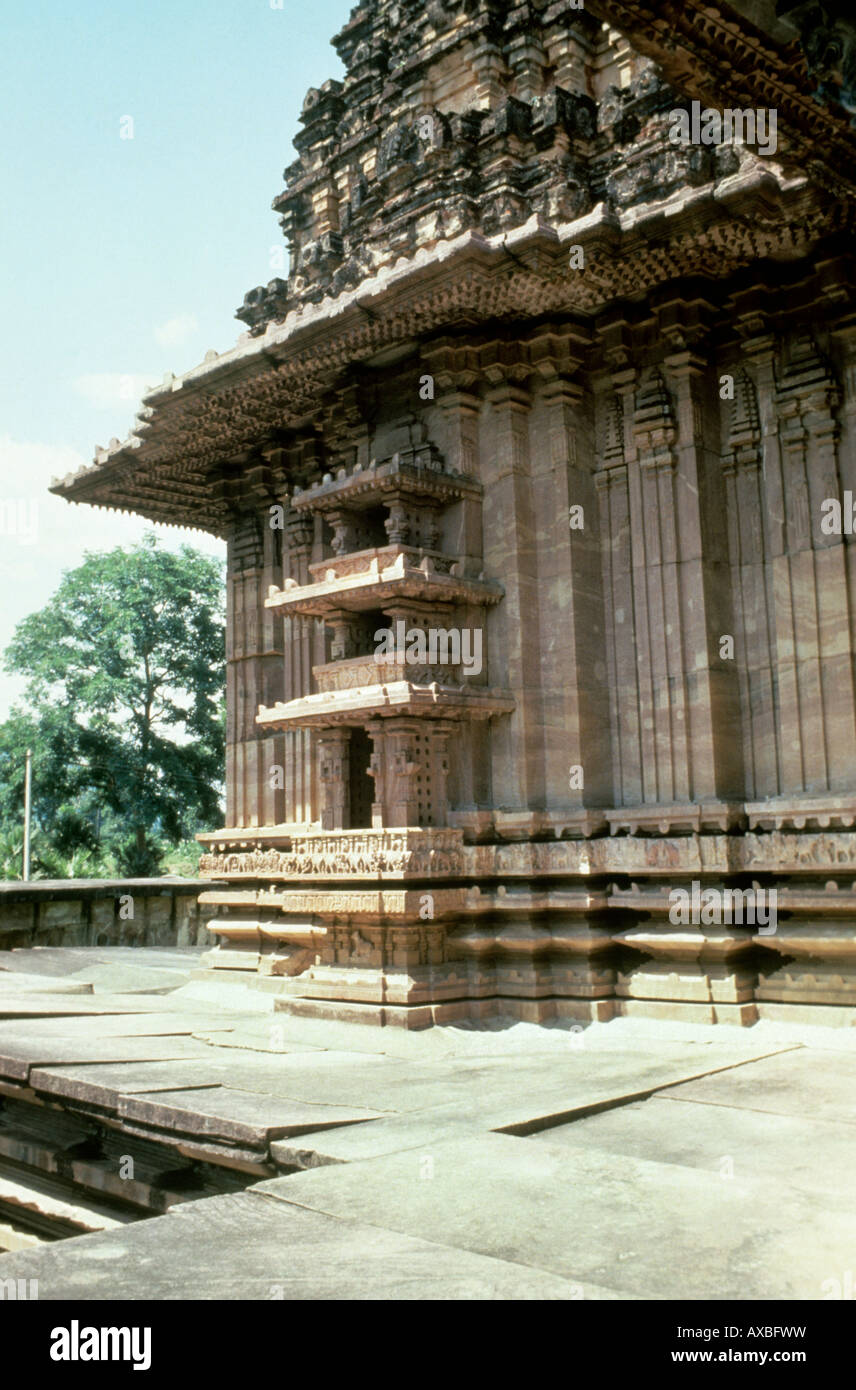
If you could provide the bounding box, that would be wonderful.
[52,0,856,1028]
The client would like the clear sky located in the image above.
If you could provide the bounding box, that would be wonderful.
[0,0,349,717]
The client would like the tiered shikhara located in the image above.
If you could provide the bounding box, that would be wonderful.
[53,0,856,1025]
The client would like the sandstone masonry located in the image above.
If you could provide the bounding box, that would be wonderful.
[52,0,856,1026]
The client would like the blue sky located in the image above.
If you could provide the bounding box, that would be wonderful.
[0,0,349,716]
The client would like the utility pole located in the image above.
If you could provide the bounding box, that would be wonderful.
[23,747,32,882]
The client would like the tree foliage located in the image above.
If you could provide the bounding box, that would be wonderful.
[0,533,225,877]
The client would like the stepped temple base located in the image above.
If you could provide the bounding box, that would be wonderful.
[197,814,856,1028]
[52,0,856,1040]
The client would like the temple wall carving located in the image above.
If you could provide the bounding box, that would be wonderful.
[206,271,856,1025]
[54,0,856,1026]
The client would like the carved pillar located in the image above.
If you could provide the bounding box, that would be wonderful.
[224,464,287,829]
[427,722,453,827]
[428,349,484,573]
[595,359,642,807]
[435,378,487,807]
[284,508,316,824]
[327,507,360,556]
[831,315,856,740]
[383,500,410,546]
[739,327,786,796]
[722,364,777,798]
[630,368,684,803]
[664,345,743,802]
[380,719,421,827]
[774,334,849,793]
[482,370,544,808]
[362,719,453,828]
[366,719,385,830]
[327,610,362,661]
[537,368,611,810]
[318,728,351,830]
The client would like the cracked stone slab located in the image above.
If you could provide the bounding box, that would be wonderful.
[27,1060,234,1108]
[0,972,94,996]
[117,1087,386,1146]
[254,1129,856,1299]
[660,1048,856,1125]
[0,997,155,1020]
[0,1190,605,1300]
[0,948,204,974]
[0,1036,218,1084]
[27,1051,408,1112]
[154,1041,800,1122]
[0,991,241,1021]
[270,1106,487,1169]
[0,1013,242,1041]
[529,1092,856,1206]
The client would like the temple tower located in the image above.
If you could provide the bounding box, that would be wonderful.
[52,0,856,1026]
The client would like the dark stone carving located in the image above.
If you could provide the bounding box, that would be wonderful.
[778,0,856,119]
[235,1,686,333]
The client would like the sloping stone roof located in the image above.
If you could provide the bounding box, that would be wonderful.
[50,0,849,533]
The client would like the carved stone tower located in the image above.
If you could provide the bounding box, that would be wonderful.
[53,0,856,1026]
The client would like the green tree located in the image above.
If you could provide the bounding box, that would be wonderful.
[2,533,225,876]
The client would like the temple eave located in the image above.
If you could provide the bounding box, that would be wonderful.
[256,683,516,729]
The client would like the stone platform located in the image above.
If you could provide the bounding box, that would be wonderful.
[0,947,854,1299]
[196,821,856,1027]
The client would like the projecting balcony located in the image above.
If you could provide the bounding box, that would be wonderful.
[290,445,481,513]
[256,678,515,730]
[265,548,503,619]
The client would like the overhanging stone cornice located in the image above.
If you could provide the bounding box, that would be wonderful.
[265,553,504,618]
[256,679,516,729]
[51,171,843,533]
[586,0,856,200]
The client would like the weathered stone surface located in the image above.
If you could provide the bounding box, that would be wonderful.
[533,1095,856,1206]
[0,973,93,996]
[0,1035,215,1084]
[43,0,856,1029]
[0,884,215,950]
[661,1048,856,1125]
[0,954,851,1298]
[0,1191,596,1300]
[118,1087,384,1146]
[254,1130,856,1300]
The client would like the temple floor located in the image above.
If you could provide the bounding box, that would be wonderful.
[0,946,852,1300]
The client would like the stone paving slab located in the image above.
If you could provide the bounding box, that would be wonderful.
[0,1012,243,1041]
[28,1061,229,1108]
[260,1045,795,1170]
[530,1095,856,1205]
[269,1107,491,1169]
[0,972,94,996]
[27,1049,405,1108]
[0,993,241,1021]
[0,1168,131,1237]
[191,1010,793,1060]
[0,997,161,1019]
[254,1129,856,1300]
[0,949,201,995]
[0,951,851,1300]
[0,947,204,977]
[118,1086,387,1145]
[0,1035,219,1084]
[0,1190,608,1300]
[154,1041,796,1120]
[662,1048,856,1125]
